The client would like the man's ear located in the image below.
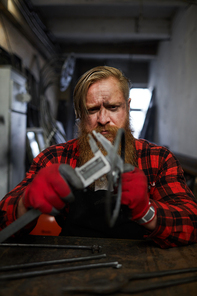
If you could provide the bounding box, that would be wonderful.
[128,98,131,110]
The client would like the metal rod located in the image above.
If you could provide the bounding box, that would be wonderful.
[62,266,197,294]
[0,209,41,243]
[0,254,107,272]
[127,266,197,280]
[62,275,197,294]
[0,261,121,281]
[0,243,102,253]
[122,275,197,294]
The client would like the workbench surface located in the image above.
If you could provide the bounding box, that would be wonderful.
[0,235,197,296]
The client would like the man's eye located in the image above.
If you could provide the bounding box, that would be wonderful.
[88,108,99,114]
[109,105,118,111]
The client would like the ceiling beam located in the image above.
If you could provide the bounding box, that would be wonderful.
[31,0,189,7]
[48,17,170,43]
[61,41,158,60]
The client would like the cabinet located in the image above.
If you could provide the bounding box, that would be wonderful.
[0,66,29,200]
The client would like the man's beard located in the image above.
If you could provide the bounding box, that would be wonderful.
[77,117,137,168]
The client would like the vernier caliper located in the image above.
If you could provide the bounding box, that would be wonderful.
[75,129,125,188]
[0,128,131,243]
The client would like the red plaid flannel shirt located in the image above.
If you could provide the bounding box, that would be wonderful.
[1,138,197,248]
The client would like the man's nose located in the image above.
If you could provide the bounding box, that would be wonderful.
[97,108,110,125]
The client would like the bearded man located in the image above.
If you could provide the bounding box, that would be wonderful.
[0,66,197,248]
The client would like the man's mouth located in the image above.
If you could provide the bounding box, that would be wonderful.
[100,131,114,143]
[94,126,119,142]
[100,130,108,135]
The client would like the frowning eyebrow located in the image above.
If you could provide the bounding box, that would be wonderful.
[103,101,124,108]
[86,101,124,109]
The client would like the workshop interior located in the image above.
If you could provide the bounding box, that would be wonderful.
[0,0,197,236]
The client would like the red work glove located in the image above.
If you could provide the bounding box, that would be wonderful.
[121,166,155,225]
[23,164,83,215]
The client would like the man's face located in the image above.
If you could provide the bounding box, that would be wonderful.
[84,77,131,141]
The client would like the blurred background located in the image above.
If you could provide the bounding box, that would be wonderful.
[0,0,197,200]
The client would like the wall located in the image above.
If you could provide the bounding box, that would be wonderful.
[149,6,197,158]
[0,14,58,118]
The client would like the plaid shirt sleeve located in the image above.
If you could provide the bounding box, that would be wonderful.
[0,139,79,230]
[136,139,197,248]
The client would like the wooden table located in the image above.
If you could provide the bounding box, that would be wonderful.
[0,235,197,296]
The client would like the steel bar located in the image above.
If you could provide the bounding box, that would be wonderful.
[62,266,197,294]
[0,243,102,253]
[121,275,197,294]
[62,275,197,294]
[0,261,121,281]
[126,266,197,280]
[105,128,126,228]
[0,254,106,272]
[0,209,41,243]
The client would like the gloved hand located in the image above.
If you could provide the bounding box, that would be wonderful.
[121,166,155,225]
[23,164,83,215]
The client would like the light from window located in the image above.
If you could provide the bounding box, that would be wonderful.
[129,88,152,139]
[27,132,40,158]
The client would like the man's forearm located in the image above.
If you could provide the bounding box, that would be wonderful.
[17,196,28,218]
[143,215,157,231]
